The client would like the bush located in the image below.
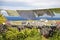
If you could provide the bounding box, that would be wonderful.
[5,31,18,40]
[49,29,60,40]
[0,14,6,24]
[0,34,3,40]
[17,28,42,40]
[2,26,60,40]
[0,27,18,40]
[3,27,42,40]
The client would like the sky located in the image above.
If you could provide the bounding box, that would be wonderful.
[0,0,60,10]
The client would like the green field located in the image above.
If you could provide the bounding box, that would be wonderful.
[50,8,60,13]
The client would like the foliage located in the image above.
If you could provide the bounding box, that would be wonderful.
[49,29,60,40]
[0,14,6,24]
[0,34,4,40]
[0,27,42,40]
[0,25,60,40]
[17,28,42,40]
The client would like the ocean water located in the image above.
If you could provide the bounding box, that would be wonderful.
[34,14,60,20]
[5,14,60,21]
[5,16,28,21]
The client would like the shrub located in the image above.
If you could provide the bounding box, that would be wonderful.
[5,27,19,40]
[0,14,6,24]
[49,29,60,40]
[0,34,3,40]
[5,31,18,40]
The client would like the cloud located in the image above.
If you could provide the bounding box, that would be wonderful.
[0,0,60,10]
[0,6,35,10]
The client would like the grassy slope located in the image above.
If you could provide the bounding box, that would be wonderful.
[50,8,60,13]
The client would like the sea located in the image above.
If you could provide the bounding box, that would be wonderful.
[5,14,60,21]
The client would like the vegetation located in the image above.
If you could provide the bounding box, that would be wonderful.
[0,27,42,40]
[0,25,60,40]
[49,29,60,40]
[0,14,6,24]
[50,8,60,13]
